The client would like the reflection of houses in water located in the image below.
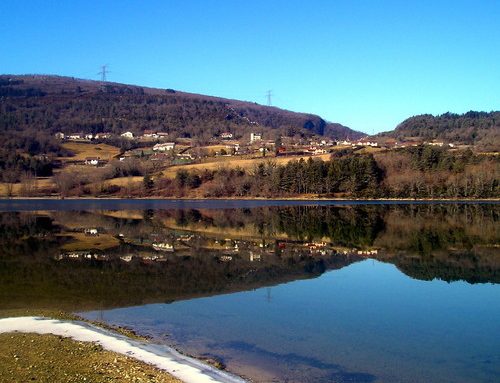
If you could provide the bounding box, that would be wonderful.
[177,234,194,242]
[249,252,261,262]
[152,242,174,252]
[307,242,329,256]
[357,249,378,256]
[118,253,169,263]
[212,239,240,253]
[219,255,233,262]
[307,242,327,249]
[139,254,169,263]
[54,251,104,261]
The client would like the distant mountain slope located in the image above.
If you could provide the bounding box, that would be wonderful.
[0,75,362,144]
[379,111,500,150]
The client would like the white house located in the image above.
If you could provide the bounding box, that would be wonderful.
[250,132,262,142]
[84,157,100,166]
[220,132,233,139]
[337,140,351,146]
[55,132,65,139]
[68,132,84,140]
[310,147,327,155]
[84,228,99,236]
[85,133,94,140]
[226,143,240,152]
[153,142,175,151]
[157,132,169,139]
[355,140,378,147]
[95,132,112,139]
[142,130,158,138]
[152,243,174,252]
[121,131,134,139]
[427,141,444,147]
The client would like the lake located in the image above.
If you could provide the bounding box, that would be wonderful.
[1,200,498,382]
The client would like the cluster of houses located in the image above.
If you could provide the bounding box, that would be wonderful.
[55,132,112,141]
[56,128,462,170]
[55,130,170,142]
[53,218,385,267]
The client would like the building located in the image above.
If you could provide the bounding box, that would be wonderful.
[85,133,94,140]
[220,132,233,139]
[427,141,444,147]
[55,132,65,139]
[152,242,174,252]
[68,132,84,140]
[143,130,158,138]
[226,143,240,152]
[250,133,262,142]
[121,131,134,139]
[84,228,99,236]
[355,139,378,147]
[157,132,169,139]
[308,147,327,155]
[150,153,169,161]
[153,142,175,151]
[84,157,100,166]
[95,132,112,139]
[336,140,352,146]
[176,153,194,160]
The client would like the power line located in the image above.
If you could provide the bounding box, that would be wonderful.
[98,64,109,82]
[266,90,272,106]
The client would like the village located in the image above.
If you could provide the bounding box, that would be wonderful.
[53,221,380,266]
[53,128,460,169]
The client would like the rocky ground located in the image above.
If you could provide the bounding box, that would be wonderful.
[0,332,182,383]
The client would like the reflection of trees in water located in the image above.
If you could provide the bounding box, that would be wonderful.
[374,204,498,252]
[0,204,498,311]
[0,233,356,311]
[392,249,500,284]
[155,204,498,252]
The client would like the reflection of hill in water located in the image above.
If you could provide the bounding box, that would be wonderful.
[0,204,498,311]
[392,249,500,284]
[0,244,358,311]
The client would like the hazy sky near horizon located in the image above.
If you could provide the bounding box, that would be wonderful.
[1,0,499,134]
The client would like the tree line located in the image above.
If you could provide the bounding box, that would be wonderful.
[158,148,498,199]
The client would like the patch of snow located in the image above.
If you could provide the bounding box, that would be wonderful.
[0,316,246,383]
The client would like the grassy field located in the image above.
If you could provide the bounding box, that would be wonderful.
[356,146,385,154]
[60,142,121,161]
[0,333,181,383]
[198,145,230,155]
[162,153,331,178]
[99,210,146,220]
[103,176,144,187]
[0,178,55,197]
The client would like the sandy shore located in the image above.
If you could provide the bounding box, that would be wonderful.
[0,316,246,383]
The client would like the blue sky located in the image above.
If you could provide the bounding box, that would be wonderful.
[1,0,499,133]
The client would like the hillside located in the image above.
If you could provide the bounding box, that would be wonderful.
[378,111,500,150]
[0,74,362,152]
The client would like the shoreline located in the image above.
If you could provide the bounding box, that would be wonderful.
[0,197,497,213]
[0,196,499,201]
[0,316,247,383]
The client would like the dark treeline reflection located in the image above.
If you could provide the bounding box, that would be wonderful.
[0,204,498,311]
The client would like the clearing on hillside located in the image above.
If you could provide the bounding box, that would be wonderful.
[162,153,331,178]
[60,142,121,162]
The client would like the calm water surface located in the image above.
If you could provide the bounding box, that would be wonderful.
[82,260,499,382]
[0,200,498,382]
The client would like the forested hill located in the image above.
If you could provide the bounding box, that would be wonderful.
[0,74,362,143]
[379,111,500,150]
